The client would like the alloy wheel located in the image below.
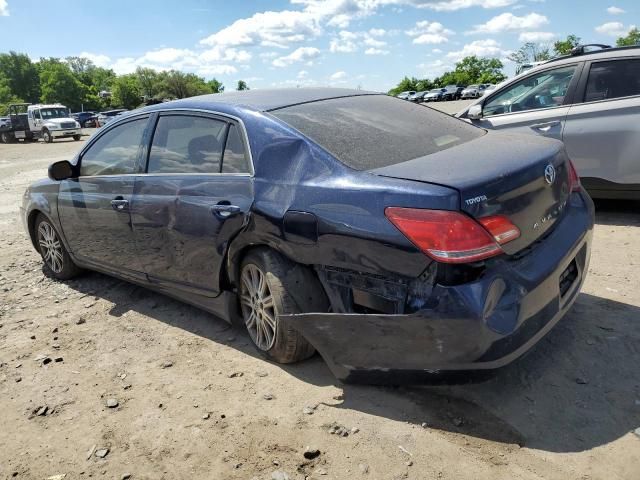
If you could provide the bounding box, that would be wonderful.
[240,264,277,351]
[38,221,63,273]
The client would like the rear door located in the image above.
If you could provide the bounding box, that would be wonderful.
[562,56,640,194]
[130,111,253,297]
[473,64,582,141]
[57,115,149,277]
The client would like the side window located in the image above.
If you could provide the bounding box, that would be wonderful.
[80,118,147,176]
[484,65,577,116]
[221,125,250,173]
[148,115,226,174]
[584,59,640,102]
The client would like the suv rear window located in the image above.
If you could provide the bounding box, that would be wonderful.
[270,95,484,170]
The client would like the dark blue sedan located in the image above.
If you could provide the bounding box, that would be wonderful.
[21,88,594,382]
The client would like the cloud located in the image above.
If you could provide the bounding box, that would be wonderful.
[297,70,309,79]
[365,47,390,55]
[329,29,389,53]
[79,52,112,68]
[330,70,347,80]
[406,20,455,44]
[595,21,635,37]
[403,0,516,11]
[0,0,8,16]
[330,30,359,53]
[607,6,625,15]
[272,46,321,67]
[470,12,548,34]
[417,59,453,78]
[446,39,507,61]
[518,31,556,42]
[79,47,242,77]
[200,10,322,49]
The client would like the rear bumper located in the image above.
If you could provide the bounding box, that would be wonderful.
[282,192,594,382]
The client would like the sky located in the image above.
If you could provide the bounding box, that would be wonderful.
[0,0,637,91]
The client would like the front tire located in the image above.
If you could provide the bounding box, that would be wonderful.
[73,135,81,141]
[35,214,82,280]
[239,249,328,364]
[42,129,53,143]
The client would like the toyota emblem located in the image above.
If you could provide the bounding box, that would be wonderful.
[544,164,556,185]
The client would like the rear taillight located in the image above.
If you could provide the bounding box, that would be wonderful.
[385,208,520,264]
[568,159,581,192]
[478,215,521,245]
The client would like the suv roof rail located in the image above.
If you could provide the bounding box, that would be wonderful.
[570,44,611,56]
[540,44,639,67]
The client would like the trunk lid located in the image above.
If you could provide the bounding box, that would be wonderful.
[372,132,572,255]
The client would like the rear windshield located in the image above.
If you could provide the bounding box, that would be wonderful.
[270,95,484,170]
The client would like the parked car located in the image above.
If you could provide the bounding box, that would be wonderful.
[0,116,10,129]
[482,84,498,96]
[423,88,446,102]
[97,109,127,126]
[457,44,640,199]
[443,86,465,101]
[71,111,98,128]
[396,91,416,100]
[408,91,428,102]
[22,88,593,382]
[460,84,486,99]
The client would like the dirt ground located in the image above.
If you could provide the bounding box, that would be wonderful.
[1,136,639,480]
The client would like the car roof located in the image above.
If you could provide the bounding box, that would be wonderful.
[526,45,640,73]
[142,87,380,113]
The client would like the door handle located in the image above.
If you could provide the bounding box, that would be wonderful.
[110,197,129,212]
[211,204,242,218]
[530,120,561,132]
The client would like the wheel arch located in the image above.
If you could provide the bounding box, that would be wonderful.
[27,209,44,251]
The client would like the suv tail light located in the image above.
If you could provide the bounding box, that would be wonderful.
[568,159,581,192]
[385,208,520,264]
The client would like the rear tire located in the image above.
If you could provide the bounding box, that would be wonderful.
[34,214,82,280]
[239,249,328,364]
[73,135,81,141]
[1,131,12,143]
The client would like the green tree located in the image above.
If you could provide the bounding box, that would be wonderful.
[208,78,224,93]
[0,51,40,103]
[112,74,141,109]
[553,35,581,55]
[0,71,23,114]
[161,70,209,99]
[616,27,640,46]
[38,58,87,111]
[508,42,552,67]
[388,76,420,96]
[236,80,249,91]
[135,67,161,100]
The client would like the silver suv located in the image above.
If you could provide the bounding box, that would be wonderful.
[457,45,640,199]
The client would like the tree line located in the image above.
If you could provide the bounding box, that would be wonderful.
[0,52,250,114]
[389,30,640,95]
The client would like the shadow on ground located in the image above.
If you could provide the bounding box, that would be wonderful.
[61,267,640,455]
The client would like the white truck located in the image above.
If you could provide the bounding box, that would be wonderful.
[0,103,82,143]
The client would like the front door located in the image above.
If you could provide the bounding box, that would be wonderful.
[130,112,253,296]
[57,116,150,278]
[473,64,580,141]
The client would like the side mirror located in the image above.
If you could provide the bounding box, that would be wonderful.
[467,104,483,120]
[48,160,75,181]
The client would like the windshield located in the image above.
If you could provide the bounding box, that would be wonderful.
[271,95,485,171]
[39,108,70,119]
